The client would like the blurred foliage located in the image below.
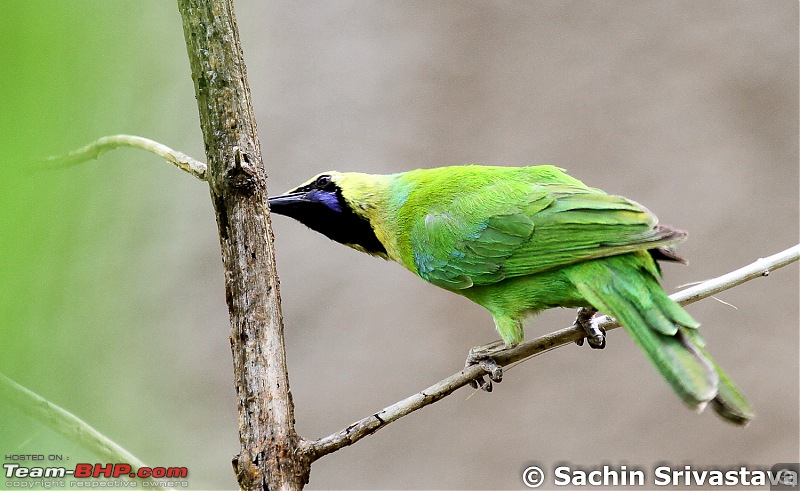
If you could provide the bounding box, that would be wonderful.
[0,1,214,486]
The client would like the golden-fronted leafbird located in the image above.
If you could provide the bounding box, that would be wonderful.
[268,165,753,425]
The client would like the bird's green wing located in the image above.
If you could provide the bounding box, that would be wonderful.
[410,183,682,290]
[499,188,683,278]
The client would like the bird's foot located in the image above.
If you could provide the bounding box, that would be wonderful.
[573,307,605,349]
[465,340,506,392]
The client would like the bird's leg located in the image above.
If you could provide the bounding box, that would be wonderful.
[573,307,605,349]
[465,340,506,392]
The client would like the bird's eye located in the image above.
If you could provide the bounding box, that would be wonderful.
[315,175,332,188]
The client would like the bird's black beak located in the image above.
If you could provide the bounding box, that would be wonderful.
[267,192,308,216]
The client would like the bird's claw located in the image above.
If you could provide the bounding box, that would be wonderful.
[586,325,606,349]
[481,359,503,382]
[466,342,505,391]
[468,359,503,392]
[573,307,606,349]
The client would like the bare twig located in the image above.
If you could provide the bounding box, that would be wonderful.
[40,134,207,180]
[300,244,800,461]
[0,373,174,489]
[670,244,800,305]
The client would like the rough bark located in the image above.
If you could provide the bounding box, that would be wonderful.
[177,1,308,489]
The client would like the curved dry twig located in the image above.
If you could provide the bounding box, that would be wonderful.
[40,134,207,180]
[300,244,800,461]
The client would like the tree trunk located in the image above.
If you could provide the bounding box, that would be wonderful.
[176,1,308,489]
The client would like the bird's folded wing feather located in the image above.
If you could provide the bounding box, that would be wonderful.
[410,183,684,290]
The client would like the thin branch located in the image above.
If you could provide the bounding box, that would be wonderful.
[0,372,174,490]
[39,134,207,180]
[300,244,800,461]
[671,244,800,305]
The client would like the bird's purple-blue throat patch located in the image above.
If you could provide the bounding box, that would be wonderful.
[307,190,342,212]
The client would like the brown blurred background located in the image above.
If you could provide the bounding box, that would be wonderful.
[3,1,797,489]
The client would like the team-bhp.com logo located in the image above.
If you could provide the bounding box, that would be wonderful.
[4,462,188,480]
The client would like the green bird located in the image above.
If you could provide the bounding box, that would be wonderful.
[268,165,753,425]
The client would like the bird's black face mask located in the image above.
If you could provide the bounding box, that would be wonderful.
[268,175,387,256]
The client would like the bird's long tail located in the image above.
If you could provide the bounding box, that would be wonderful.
[566,252,754,425]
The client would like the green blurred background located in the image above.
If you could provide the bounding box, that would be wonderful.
[1,1,797,489]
